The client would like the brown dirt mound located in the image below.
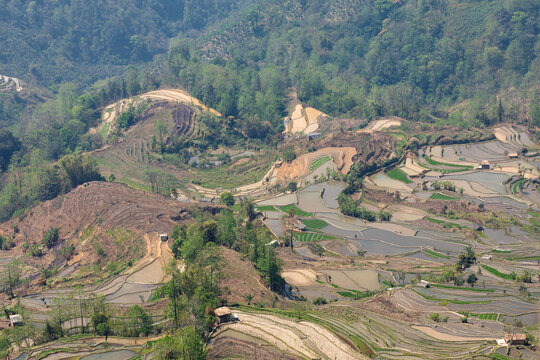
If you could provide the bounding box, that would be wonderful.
[276,147,356,182]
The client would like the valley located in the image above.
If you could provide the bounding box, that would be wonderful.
[0,1,538,359]
[1,88,538,359]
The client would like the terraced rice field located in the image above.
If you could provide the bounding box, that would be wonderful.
[386,167,413,184]
[423,248,450,259]
[294,232,335,242]
[424,157,474,170]
[256,205,278,212]
[512,178,527,193]
[279,204,312,217]
[310,155,332,172]
[309,309,495,359]
[411,290,491,305]
[302,218,328,229]
[429,192,460,201]
[418,161,471,174]
[481,264,513,279]
[430,284,494,292]
[475,313,499,320]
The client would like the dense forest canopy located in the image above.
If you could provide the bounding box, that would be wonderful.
[169,0,539,127]
[0,0,252,85]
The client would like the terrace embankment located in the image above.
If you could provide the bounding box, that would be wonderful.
[0,181,191,290]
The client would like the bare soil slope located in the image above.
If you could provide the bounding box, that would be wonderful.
[0,182,188,271]
[276,147,356,182]
[219,247,275,305]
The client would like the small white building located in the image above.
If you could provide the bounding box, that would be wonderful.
[159,233,168,241]
[419,280,430,288]
[9,314,22,327]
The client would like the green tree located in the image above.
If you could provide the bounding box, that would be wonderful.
[0,260,24,298]
[154,326,207,360]
[0,330,11,358]
[126,305,153,337]
[58,152,102,190]
[219,192,235,207]
[42,228,60,248]
[378,210,392,221]
[240,198,256,221]
[0,129,21,172]
[287,182,297,192]
[282,147,296,162]
[467,273,478,287]
[181,224,205,261]
[217,209,236,247]
[457,246,476,270]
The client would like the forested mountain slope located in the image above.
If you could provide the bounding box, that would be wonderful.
[0,0,252,86]
[172,0,539,128]
[0,0,538,222]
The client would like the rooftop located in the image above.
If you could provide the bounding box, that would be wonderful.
[504,333,526,341]
[214,307,232,317]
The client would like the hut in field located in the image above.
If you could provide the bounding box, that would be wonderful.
[159,233,168,241]
[479,160,490,169]
[214,307,232,324]
[9,315,22,327]
[504,333,526,345]
[508,152,519,159]
[307,132,321,141]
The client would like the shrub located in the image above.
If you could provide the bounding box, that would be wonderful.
[42,228,60,248]
[313,297,327,305]
[282,147,296,162]
[430,313,440,322]
[219,192,235,207]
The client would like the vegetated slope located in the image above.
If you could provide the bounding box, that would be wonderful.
[0,0,255,85]
[92,91,234,193]
[0,181,189,272]
[171,0,539,129]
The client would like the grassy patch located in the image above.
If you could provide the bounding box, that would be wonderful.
[194,164,271,189]
[386,168,412,184]
[256,205,278,212]
[490,354,511,360]
[481,264,513,280]
[423,249,450,259]
[279,204,312,217]
[310,155,332,172]
[411,289,491,304]
[491,249,511,253]
[512,178,527,194]
[429,192,460,201]
[99,122,110,139]
[424,157,473,169]
[293,232,336,242]
[425,217,461,229]
[80,225,95,242]
[430,284,494,292]
[118,177,153,192]
[418,161,470,174]
[504,256,540,261]
[302,218,328,229]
